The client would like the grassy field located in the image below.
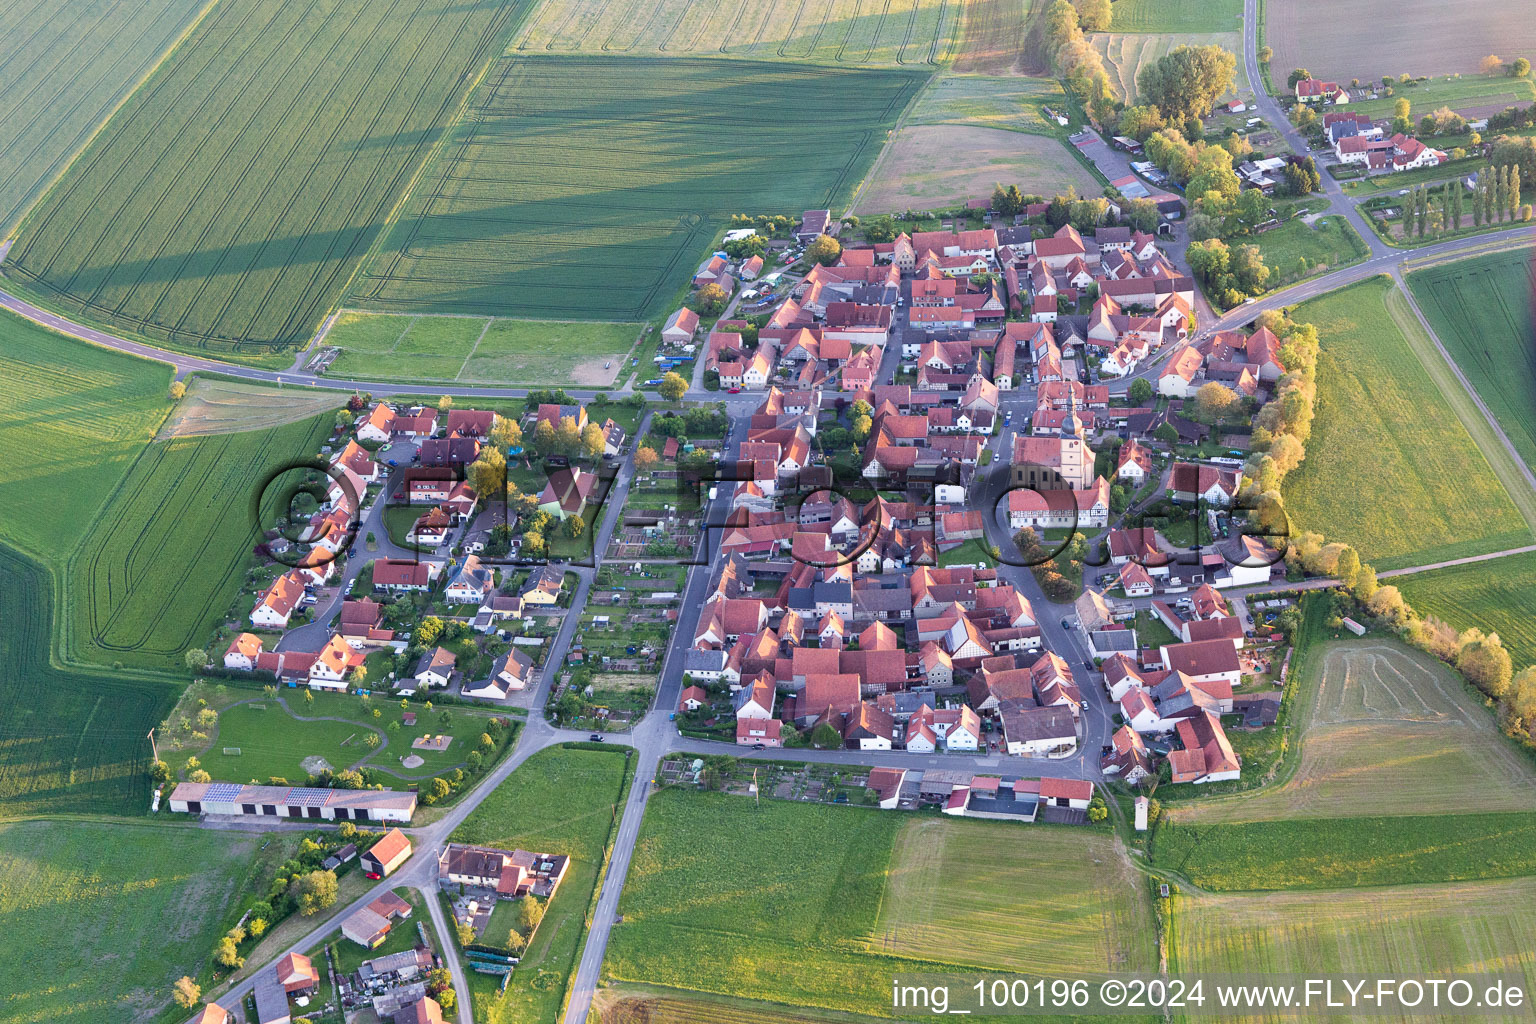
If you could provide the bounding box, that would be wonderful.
[1172,640,1536,823]
[0,0,208,236]
[451,744,635,1024]
[160,378,345,438]
[1266,0,1536,80]
[906,73,1072,136]
[1110,0,1241,32]
[1248,215,1369,285]
[1407,247,1536,470]
[875,818,1155,976]
[1395,550,1536,670]
[1280,278,1532,570]
[508,0,964,66]
[1343,74,1536,120]
[1155,810,1536,891]
[1090,32,1248,104]
[64,410,333,670]
[954,0,1051,75]
[604,789,1155,1017]
[350,56,925,322]
[2,0,531,358]
[856,125,1101,213]
[322,311,642,386]
[1171,876,1536,1007]
[0,818,272,1024]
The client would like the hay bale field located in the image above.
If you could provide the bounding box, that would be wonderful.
[1172,876,1536,1006]
[855,124,1101,213]
[509,0,964,67]
[874,817,1156,976]
[1266,0,1536,81]
[2,0,529,359]
[1280,278,1533,570]
[1408,247,1536,470]
[159,378,345,438]
[0,0,207,236]
[322,311,641,386]
[1090,32,1249,104]
[352,56,925,322]
[1173,640,1536,825]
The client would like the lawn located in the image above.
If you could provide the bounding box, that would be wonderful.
[1171,876,1536,996]
[1090,32,1249,105]
[2,0,531,358]
[1154,810,1536,891]
[350,56,926,322]
[1333,74,1536,121]
[604,789,1153,1017]
[0,819,275,1024]
[64,410,335,670]
[1246,215,1369,287]
[856,125,1101,214]
[1279,278,1532,570]
[0,0,207,236]
[1407,247,1536,470]
[876,818,1155,976]
[1265,0,1536,80]
[1170,639,1536,823]
[1108,0,1242,33]
[508,0,964,66]
[905,73,1073,137]
[451,744,635,1024]
[324,312,643,386]
[1395,549,1536,671]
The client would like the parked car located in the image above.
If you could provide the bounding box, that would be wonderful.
[752,742,766,750]
[727,386,741,393]
[589,733,604,742]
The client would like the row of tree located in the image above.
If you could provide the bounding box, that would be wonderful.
[1402,163,1526,238]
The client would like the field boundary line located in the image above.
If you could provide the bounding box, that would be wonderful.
[1403,238,1536,273]
[0,0,227,240]
[1378,544,1536,579]
[453,317,494,380]
[845,66,939,215]
[389,314,421,354]
[1385,270,1536,534]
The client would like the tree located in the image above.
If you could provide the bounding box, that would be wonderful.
[809,721,841,748]
[364,732,380,749]
[422,776,453,804]
[467,447,506,498]
[722,234,766,259]
[693,282,728,315]
[1069,197,1111,232]
[581,422,606,459]
[490,417,522,450]
[1510,164,1522,218]
[1394,95,1411,123]
[850,414,873,441]
[437,395,454,412]
[1482,54,1504,76]
[417,616,444,646]
[1333,546,1361,589]
[1507,666,1536,736]
[863,215,897,243]
[214,936,243,969]
[1194,382,1236,419]
[183,647,209,670]
[150,759,171,784]
[805,233,842,266]
[1072,0,1110,31]
[1257,45,1272,65]
[1136,44,1238,120]
[1458,629,1513,697]
[1128,378,1154,404]
[1287,68,1312,89]
[456,921,476,946]
[172,977,201,1009]
[657,371,688,404]
[1044,194,1073,228]
[248,917,268,938]
[1122,197,1160,233]
[564,514,585,539]
[634,446,660,472]
[169,380,187,400]
[188,769,212,784]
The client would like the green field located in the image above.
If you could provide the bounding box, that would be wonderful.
[452,744,635,1024]
[1248,215,1369,286]
[1342,74,1536,120]
[350,55,926,321]
[1407,248,1536,470]
[323,311,643,385]
[2,0,531,358]
[604,789,1154,1018]
[1154,811,1536,891]
[1280,278,1533,570]
[875,817,1155,976]
[0,0,208,236]
[1108,0,1242,33]
[901,73,1071,136]
[509,0,964,65]
[1172,876,1536,1007]
[64,411,332,670]
[0,818,272,1024]
[1395,550,1536,670]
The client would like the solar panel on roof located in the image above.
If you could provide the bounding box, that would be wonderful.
[205,782,243,803]
[288,788,330,807]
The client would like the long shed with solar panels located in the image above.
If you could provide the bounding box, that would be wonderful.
[168,781,417,822]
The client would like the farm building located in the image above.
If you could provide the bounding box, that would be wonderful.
[341,890,414,948]
[363,828,414,878]
[187,1006,231,1024]
[168,782,416,823]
